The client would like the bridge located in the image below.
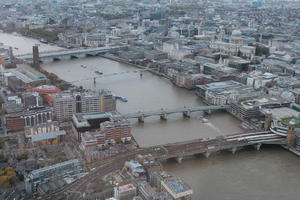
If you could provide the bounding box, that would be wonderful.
[16,46,127,62]
[156,131,287,163]
[123,105,228,122]
[40,131,287,200]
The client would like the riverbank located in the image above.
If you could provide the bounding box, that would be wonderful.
[100,54,169,78]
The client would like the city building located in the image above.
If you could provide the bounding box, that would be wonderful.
[151,192,172,200]
[160,177,193,200]
[124,160,146,178]
[5,107,53,132]
[53,90,116,121]
[196,80,260,105]
[228,96,292,121]
[72,112,131,143]
[114,183,137,200]
[173,73,214,89]
[4,65,48,92]
[25,159,83,193]
[24,121,66,147]
[137,181,155,200]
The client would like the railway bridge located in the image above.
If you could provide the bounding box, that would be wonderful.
[155,131,287,163]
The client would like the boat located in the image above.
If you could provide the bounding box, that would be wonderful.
[80,64,87,68]
[201,118,209,123]
[14,47,18,50]
[95,70,103,75]
[116,96,128,102]
[39,39,48,44]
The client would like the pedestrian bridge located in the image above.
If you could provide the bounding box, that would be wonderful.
[123,105,228,122]
[16,46,126,62]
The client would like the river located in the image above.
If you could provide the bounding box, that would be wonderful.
[0,32,63,55]
[1,33,300,200]
[42,57,243,147]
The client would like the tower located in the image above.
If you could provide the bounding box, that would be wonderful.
[264,111,272,130]
[9,46,14,63]
[287,120,296,148]
[32,45,40,69]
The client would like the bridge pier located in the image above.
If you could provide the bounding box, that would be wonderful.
[231,147,237,154]
[204,151,211,158]
[53,57,61,61]
[138,115,145,123]
[230,146,242,154]
[183,110,191,118]
[160,113,167,120]
[176,156,183,164]
[204,109,212,115]
[253,143,262,151]
[70,55,78,59]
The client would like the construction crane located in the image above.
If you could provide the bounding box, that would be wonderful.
[71,68,148,84]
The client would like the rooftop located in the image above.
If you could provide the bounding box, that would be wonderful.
[262,107,300,121]
[162,177,192,197]
[31,130,66,142]
[28,159,80,178]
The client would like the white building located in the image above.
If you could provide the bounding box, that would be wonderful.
[114,183,137,200]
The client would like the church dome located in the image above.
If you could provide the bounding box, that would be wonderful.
[232,29,242,36]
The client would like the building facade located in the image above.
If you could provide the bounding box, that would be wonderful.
[53,90,116,121]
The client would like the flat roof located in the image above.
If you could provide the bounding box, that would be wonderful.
[262,107,300,120]
[31,130,66,142]
[29,159,80,177]
[162,177,192,195]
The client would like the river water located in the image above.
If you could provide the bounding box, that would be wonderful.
[1,33,300,200]
[0,32,63,55]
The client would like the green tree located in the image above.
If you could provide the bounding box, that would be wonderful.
[48,18,56,24]
[61,18,68,25]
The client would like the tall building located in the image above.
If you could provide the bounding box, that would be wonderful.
[32,45,40,69]
[53,90,116,121]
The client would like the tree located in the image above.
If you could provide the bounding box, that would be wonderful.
[48,18,56,25]
[0,167,17,187]
[61,18,69,25]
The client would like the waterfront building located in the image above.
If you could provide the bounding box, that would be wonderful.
[196,80,259,105]
[4,65,48,92]
[160,177,193,200]
[100,117,132,143]
[53,90,116,121]
[173,73,214,89]
[229,96,292,121]
[72,112,131,143]
[25,159,83,193]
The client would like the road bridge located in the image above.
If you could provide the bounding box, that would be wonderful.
[123,105,228,122]
[16,46,127,62]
